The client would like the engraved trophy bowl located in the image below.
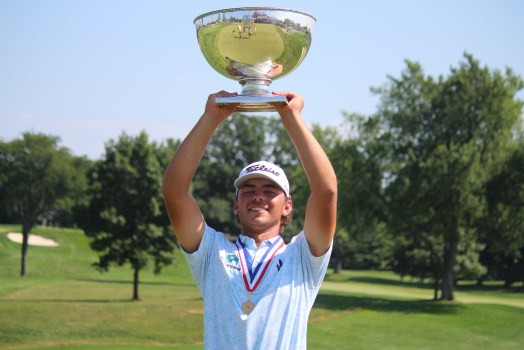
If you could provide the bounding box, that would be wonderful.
[194,7,316,112]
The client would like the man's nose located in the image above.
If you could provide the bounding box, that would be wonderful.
[253,190,264,201]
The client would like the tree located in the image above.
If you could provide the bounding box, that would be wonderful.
[194,113,266,235]
[266,120,342,243]
[80,132,176,300]
[265,116,301,169]
[0,132,81,276]
[330,113,388,271]
[390,233,444,299]
[481,143,524,286]
[52,155,92,228]
[374,54,523,300]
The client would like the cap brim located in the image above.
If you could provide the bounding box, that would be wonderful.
[234,172,277,190]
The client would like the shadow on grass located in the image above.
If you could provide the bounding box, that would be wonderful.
[0,295,204,303]
[314,292,462,315]
[329,274,524,294]
[0,280,202,304]
[76,278,196,287]
[344,276,434,290]
[0,298,134,303]
[455,283,524,294]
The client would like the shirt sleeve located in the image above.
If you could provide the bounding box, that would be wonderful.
[292,231,333,289]
[182,223,216,293]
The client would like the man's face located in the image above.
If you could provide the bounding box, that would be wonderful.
[234,178,292,234]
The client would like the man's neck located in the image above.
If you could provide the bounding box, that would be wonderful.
[240,228,280,248]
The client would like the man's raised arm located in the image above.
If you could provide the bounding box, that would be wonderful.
[273,91,338,257]
[162,91,238,253]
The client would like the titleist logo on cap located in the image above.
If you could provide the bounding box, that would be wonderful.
[245,164,280,177]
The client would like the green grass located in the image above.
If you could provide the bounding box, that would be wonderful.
[1,224,523,349]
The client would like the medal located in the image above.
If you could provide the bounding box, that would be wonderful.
[236,236,286,315]
[241,299,255,315]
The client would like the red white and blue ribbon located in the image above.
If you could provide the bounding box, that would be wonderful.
[236,236,286,292]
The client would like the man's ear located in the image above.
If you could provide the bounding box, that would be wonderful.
[233,201,238,215]
[283,199,293,216]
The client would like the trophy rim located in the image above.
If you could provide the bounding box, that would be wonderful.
[193,7,316,24]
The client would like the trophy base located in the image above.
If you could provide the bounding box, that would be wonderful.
[216,95,287,113]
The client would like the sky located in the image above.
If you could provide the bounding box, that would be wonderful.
[1,0,523,159]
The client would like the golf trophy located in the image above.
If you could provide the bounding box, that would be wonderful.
[194,7,316,112]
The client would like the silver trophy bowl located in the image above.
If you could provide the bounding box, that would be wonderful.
[194,7,316,112]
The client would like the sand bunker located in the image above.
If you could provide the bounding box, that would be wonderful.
[6,232,59,247]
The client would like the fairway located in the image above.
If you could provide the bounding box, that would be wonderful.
[1,225,523,349]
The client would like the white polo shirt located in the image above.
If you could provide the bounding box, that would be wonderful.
[184,223,332,350]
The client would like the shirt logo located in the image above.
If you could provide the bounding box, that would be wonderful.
[276,259,283,271]
[245,164,281,177]
[224,253,240,271]
[226,254,239,264]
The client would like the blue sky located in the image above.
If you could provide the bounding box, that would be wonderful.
[1,0,523,159]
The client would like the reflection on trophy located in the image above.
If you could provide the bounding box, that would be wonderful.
[194,7,316,112]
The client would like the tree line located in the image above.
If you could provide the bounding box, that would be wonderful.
[1,54,523,301]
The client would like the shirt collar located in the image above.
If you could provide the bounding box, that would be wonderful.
[238,234,281,249]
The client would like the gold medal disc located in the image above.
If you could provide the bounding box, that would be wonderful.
[241,300,255,315]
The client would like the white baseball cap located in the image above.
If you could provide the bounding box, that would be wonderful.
[234,161,290,197]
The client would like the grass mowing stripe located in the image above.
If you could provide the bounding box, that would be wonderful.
[309,291,524,349]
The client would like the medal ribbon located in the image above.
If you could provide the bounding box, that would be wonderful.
[236,236,286,292]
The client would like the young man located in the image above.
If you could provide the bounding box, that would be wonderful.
[162,90,337,349]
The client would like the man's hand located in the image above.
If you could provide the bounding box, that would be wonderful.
[204,91,239,124]
[271,91,304,116]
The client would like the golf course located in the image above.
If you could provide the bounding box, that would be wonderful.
[1,224,523,349]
